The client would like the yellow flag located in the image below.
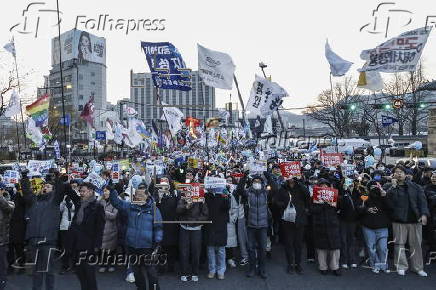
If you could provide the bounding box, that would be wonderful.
[358,71,367,86]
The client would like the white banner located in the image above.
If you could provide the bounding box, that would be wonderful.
[246,75,288,118]
[198,44,235,90]
[27,159,55,176]
[204,176,227,189]
[161,102,184,135]
[249,160,267,173]
[360,27,431,73]
[83,172,106,189]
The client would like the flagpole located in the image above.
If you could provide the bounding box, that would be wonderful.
[11,37,26,157]
[56,0,68,167]
[233,74,245,120]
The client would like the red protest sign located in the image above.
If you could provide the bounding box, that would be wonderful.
[312,186,338,207]
[176,183,205,203]
[231,172,244,178]
[279,161,302,178]
[321,153,343,168]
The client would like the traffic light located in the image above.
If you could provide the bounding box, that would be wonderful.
[383,104,392,110]
[419,103,427,108]
[350,104,357,111]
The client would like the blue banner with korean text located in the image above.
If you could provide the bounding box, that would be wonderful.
[141,42,191,91]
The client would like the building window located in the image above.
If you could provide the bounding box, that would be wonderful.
[79,95,84,100]
[78,74,83,80]
[91,81,95,86]
[90,72,95,77]
[78,105,83,111]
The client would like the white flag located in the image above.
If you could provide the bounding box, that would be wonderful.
[126,118,143,148]
[125,106,138,117]
[3,41,16,57]
[325,40,353,77]
[246,75,288,118]
[113,122,124,145]
[4,91,21,117]
[217,108,230,124]
[198,44,235,90]
[106,120,114,140]
[161,102,184,135]
[360,27,431,73]
[26,118,44,146]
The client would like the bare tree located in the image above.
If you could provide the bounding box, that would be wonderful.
[306,77,363,137]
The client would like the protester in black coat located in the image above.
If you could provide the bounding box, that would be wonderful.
[273,178,310,274]
[68,182,105,290]
[311,179,341,275]
[153,176,180,273]
[21,171,67,290]
[7,185,26,271]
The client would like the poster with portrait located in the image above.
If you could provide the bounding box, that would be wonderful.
[52,29,106,66]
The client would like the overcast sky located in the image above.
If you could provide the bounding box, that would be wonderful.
[1,0,436,114]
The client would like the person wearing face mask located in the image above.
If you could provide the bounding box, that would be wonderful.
[97,186,118,273]
[152,177,179,274]
[21,169,68,290]
[176,180,209,282]
[273,177,310,274]
[225,177,239,269]
[68,182,106,290]
[235,174,270,279]
[385,165,429,277]
[357,181,391,274]
[264,164,284,253]
[109,182,163,289]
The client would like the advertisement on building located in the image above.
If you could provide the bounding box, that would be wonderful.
[52,29,106,66]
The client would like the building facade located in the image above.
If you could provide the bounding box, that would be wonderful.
[47,29,107,143]
[130,70,216,126]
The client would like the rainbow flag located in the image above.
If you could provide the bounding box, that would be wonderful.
[26,94,49,127]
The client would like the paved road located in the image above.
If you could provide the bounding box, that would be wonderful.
[6,249,436,290]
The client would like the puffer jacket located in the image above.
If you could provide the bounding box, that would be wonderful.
[109,189,162,249]
[0,194,14,246]
[235,175,270,229]
[100,198,118,250]
[385,180,430,223]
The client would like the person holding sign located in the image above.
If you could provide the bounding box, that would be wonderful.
[272,177,310,274]
[311,179,342,276]
[205,186,230,280]
[109,182,163,290]
[20,169,68,290]
[357,181,390,274]
[176,183,209,282]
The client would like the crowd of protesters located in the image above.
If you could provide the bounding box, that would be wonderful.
[0,148,435,290]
